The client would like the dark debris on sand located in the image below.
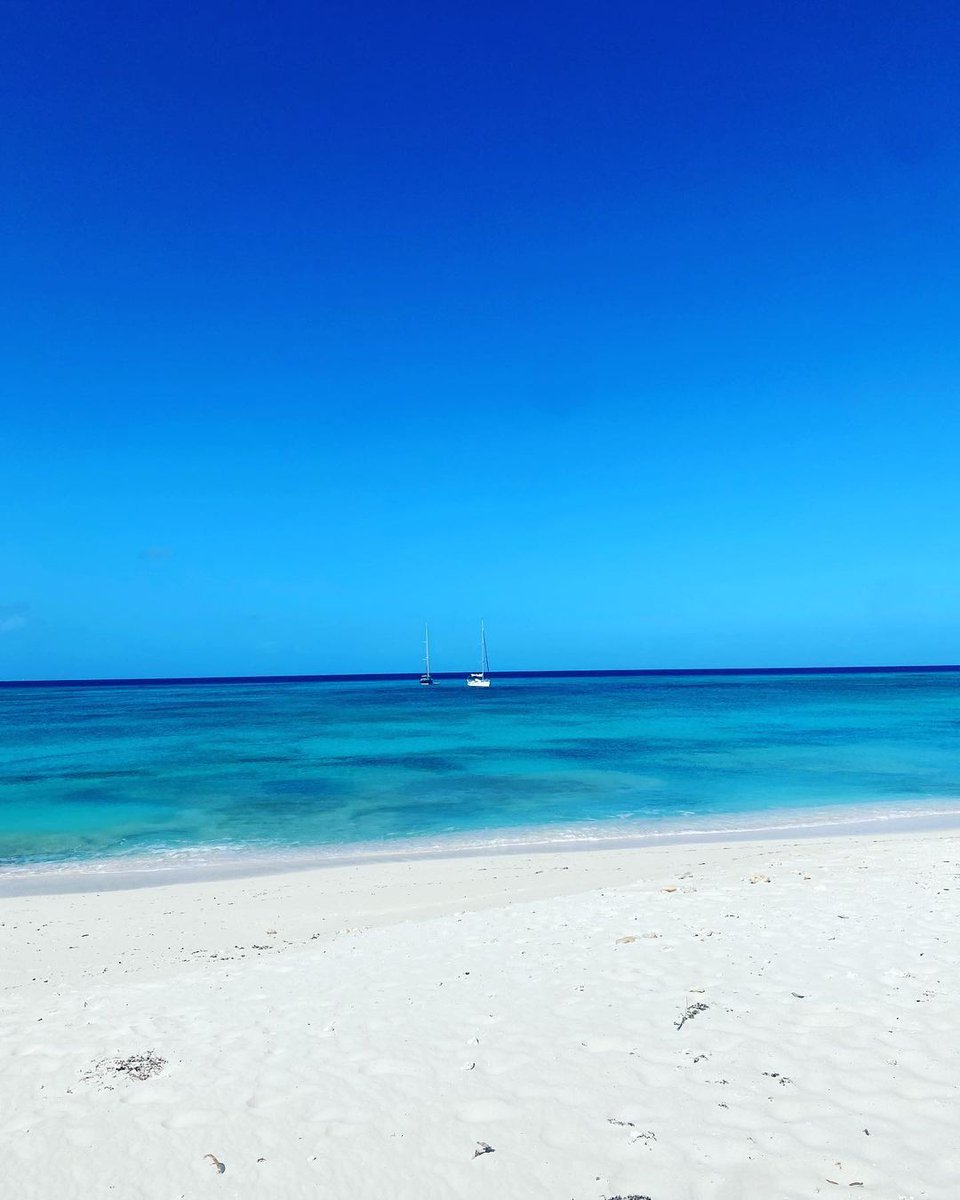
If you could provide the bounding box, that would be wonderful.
[675,1002,709,1030]
[85,1051,167,1084]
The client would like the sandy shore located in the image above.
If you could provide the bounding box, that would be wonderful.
[2,831,957,1199]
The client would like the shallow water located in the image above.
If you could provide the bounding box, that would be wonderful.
[1,672,959,869]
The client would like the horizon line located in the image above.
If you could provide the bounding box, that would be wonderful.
[1,664,959,689]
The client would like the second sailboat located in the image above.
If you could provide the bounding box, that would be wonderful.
[420,625,435,686]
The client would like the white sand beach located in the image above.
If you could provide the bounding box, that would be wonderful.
[2,830,957,1199]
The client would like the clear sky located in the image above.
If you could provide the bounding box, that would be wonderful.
[2,2,959,678]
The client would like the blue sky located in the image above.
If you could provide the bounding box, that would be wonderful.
[2,2,959,677]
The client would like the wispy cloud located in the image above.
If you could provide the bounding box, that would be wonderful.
[0,607,27,634]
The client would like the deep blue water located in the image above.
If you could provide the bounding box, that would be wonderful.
[1,672,959,868]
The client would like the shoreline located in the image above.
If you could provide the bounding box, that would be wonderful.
[4,798,960,897]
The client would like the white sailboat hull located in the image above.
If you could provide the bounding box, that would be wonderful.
[466,676,490,688]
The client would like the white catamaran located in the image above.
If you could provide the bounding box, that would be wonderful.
[419,625,435,686]
[466,621,491,687]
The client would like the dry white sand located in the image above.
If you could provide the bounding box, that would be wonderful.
[2,830,958,1199]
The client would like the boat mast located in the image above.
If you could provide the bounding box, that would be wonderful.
[424,624,431,677]
[480,620,488,677]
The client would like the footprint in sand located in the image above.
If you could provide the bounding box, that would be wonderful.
[456,1099,517,1123]
[164,1109,216,1130]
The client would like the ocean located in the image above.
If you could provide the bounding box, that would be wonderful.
[1,671,959,879]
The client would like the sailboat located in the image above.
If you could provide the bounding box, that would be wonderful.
[466,621,491,687]
[419,625,436,686]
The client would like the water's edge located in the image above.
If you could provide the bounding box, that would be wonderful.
[3,802,959,897]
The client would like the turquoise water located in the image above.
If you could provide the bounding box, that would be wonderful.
[1,672,959,870]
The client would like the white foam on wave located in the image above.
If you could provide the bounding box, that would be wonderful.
[4,795,960,896]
